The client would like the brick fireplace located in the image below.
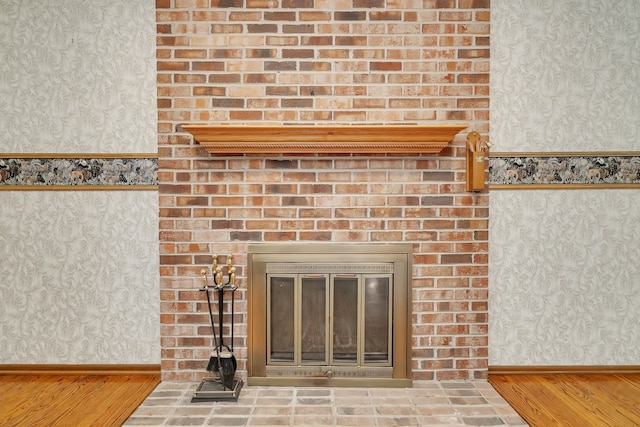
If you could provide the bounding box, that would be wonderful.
[157,1,490,383]
[245,241,413,387]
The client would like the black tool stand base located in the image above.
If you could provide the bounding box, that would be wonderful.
[191,378,244,402]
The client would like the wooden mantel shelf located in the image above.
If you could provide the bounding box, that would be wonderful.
[181,124,467,154]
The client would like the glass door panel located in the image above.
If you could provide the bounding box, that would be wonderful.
[300,275,328,363]
[364,275,391,364]
[332,276,359,364]
[268,275,295,363]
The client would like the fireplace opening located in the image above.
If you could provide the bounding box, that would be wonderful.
[247,243,413,387]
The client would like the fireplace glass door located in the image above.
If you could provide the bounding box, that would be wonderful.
[267,270,392,371]
[248,244,412,387]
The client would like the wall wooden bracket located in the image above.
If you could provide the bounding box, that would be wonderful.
[466,131,491,192]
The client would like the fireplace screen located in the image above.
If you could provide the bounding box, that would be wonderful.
[248,244,412,387]
[268,266,392,368]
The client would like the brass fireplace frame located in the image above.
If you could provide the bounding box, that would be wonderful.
[247,243,413,387]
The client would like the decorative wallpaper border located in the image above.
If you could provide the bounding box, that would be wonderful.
[0,154,158,190]
[489,152,640,189]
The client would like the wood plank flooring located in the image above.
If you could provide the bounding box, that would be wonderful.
[0,373,159,427]
[489,373,640,427]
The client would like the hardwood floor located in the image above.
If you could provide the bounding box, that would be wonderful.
[0,373,159,427]
[489,373,640,427]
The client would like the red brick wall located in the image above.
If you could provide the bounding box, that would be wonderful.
[157,0,490,382]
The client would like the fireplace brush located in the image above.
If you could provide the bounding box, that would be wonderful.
[215,274,238,376]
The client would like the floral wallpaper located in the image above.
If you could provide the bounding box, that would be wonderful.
[0,157,158,188]
[0,1,158,364]
[0,191,159,364]
[490,154,640,186]
[490,190,640,365]
[490,0,640,366]
[0,0,157,153]
[491,0,640,153]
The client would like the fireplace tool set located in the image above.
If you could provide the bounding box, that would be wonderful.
[192,255,243,402]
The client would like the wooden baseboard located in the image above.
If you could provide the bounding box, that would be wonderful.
[489,365,640,375]
[0,364,161,376]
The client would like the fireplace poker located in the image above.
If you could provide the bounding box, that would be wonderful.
[215,255,237,388]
